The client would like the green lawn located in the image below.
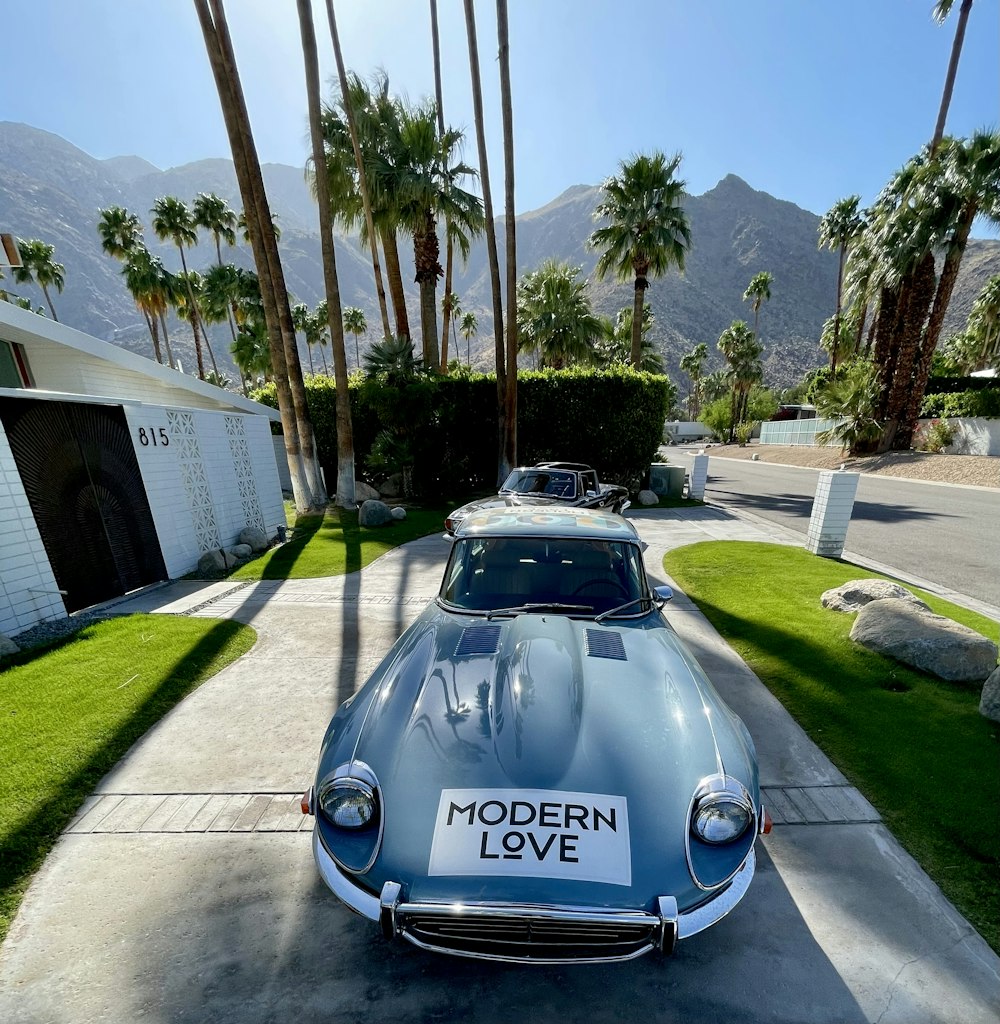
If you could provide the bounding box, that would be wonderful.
[664,541,1000,952]
[0,615,255,945]
[230,504,449,581]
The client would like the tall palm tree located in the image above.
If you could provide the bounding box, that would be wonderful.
[464,0,510,481]
[13,239,64,320]
[742,271,774,340]
[237,209,281,244]
[299,0,356,506]
[441,291,462,370]
[818,197,862,373]
[460,309,478,366]
[195,0,325,510]
[516,261,602,369]
[290,302,316,374]
[679,342,709,420]
[596,305,663,372]
[193,191,240,343]
[590,152,691,367]
[97,206,143,261]
[121,245,165,364]
[343,306,367,369]
[968,274,1000,365]
[151,196,217,379]
[931,0,974,152]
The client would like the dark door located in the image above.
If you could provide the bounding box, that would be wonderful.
[0,398,167,613]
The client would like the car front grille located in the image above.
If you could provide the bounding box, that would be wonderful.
[398,907,659,962]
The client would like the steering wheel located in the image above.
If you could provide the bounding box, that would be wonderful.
[571,579,630,598]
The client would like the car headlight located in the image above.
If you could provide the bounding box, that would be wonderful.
[691,792,752,845]
[318,777,378,830]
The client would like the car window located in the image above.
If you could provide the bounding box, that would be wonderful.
[441,536,645,614]
[501,470,576,498]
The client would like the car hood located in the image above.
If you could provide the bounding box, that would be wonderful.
[329,605,753,908]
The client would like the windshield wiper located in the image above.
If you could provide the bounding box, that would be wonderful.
[594,596,654,622]
[486,602,593,620]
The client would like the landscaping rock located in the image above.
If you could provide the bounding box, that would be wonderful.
[0,632,19,657]
[850,601,998,682]
[638,489,659,506]
[238,526,269,553]
[821,579,930,614]
[379,473,404,499]
[391,506,406,521]
[228,544,253,560]
[359,499,394,527]
[980,666,1000,722]
[197,549,228,575]
[354,480,380,502]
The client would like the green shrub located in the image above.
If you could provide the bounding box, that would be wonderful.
[920,389,1000,418]
[913,418,956,453]
[253,368,674,495]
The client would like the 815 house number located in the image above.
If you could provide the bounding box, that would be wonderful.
[137,427,170,447]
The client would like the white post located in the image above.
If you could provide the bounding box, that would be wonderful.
[806,469,859,558]
[689,452,709,500]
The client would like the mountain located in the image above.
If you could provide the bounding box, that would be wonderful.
[1,122,997,389]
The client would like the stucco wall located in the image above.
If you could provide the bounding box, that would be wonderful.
[0,426,65,637]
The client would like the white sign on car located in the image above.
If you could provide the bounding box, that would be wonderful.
[428,788,631,886]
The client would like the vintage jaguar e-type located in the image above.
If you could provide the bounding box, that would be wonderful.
[443,461,630,535]
[305,507,766,963]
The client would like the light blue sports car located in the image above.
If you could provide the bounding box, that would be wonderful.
[305,507,766,963]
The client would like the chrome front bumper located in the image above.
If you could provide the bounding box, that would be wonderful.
[313,828,756,963]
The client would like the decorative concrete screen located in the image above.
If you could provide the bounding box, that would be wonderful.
[760,418,841,446]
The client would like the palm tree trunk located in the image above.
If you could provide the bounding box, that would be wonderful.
[631,275,646,368]
[143,310,163,363]
[176,245,206,379]
[306,339,314,374]
[498,0,517,472]
[321,344,329,374]
[300,0,355,506]
[354,332,360,369]
[931,0,973,153]
[159,311,176,369]
[324,0,392,343]
[379,227,410,339]
[831,245,845,374]
[40,284,58,321]
[440,234,454,371]
[216,235,239,344]
[464,0,507,486]
[196,0,315,511]
[414,213,441,368]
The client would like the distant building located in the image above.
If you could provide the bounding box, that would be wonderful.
[0,301,285,638]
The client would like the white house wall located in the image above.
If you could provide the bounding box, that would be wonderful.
[0,425,65,637]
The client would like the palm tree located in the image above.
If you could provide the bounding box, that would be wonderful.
[151,195,216,379]
[193,192,240,344]
[590,152,691,367]
[679,342,709,420]
[121,245,165,364]
[97,206,143,261]
[343,306,367,369]
[13,239,64,320]
[363,333,424,384]
[460,310,478,366]
[195,0,325,510]
[742,271,774,340]
[931,0,974,152]
[290,302,316,374]
[818,197,862,373]
[717,319,762,441]
[441,291,461,370]
[498,0,518,470]
[516,261,602,369]
[464,0,510,480]
[237,209,281,244]
[299,0,356,507]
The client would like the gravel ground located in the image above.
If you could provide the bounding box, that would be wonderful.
[694,443,999,488]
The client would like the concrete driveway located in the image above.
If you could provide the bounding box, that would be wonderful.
[1,506,997,1023]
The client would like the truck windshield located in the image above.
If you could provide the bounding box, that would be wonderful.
[441,536,646,615]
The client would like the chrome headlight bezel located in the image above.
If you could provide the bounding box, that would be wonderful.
[685,774,758,891]
[317,763,380,831]
[690,791,753,845]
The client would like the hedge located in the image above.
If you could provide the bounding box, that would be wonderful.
[922,375,1000,395]
[252,367,674,497]
[920,389,1000,418]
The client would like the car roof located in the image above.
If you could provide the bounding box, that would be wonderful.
[455,506,638,541]
[532,461,591,471]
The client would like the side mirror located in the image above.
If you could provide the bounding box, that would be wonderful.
[442,532,456,544]
[653,585,673,605]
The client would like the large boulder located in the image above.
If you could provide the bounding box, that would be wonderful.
[197,549,228,575]
[228,544,253,560]
[391,506,407,521]
[379,473,405,499]
[980,666,1000,722]
[354,480,380,502]
[637,489,659,507]
[238,526,269,553]
[822,579,930,614]
[0,633,19,657]
[850,601,998,682]
[359,499,394,527]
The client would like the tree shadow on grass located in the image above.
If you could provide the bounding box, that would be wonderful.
[254,512,325,581]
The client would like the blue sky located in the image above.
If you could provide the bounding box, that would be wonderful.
[3,1,998,228]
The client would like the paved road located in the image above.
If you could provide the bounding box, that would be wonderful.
[669,450,999,609]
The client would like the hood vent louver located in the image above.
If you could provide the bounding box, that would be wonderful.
[585,629,627,661]
[455,624,502,657]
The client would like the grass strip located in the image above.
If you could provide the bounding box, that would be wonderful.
[230,505,449,580]
[0,615,255,945]
[664,541,1000,952]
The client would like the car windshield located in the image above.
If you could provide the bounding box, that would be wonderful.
[500,469,576,499]
[440,536,647,615]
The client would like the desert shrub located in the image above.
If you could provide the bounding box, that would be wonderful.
[920,389,1000,418]
[913,419,956,453]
